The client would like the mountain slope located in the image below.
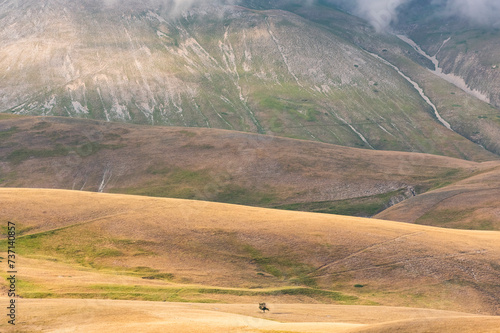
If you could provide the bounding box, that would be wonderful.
[2,188,500,315]
[396,0,500,108]
[284,2,500,156]
[1,0,498,157]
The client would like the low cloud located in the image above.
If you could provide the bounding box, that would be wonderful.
[439,0,500,26]
[343,0,500,31]
[352,0,408,32]
[100,0,500,29]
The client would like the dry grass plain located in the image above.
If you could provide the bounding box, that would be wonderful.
[2,297,500,333]
[1,188,500,332]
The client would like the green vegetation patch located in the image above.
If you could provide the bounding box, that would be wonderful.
[0,113,22,120]
[274,189,407,217]
[1,225,360,304]
[213,184,277,206]
[12,278,55,299]
[132,267,175,280]
[178,130,197,137]
[113,167,213,199]
[0,223,36,237]
[181,143,215,149]
[259,96,319,122]
[112,167,278,206]
[243,244,317,287]
[427,168,465,190]
[266,288,358,303]
[20,285,192,302]
[85,285,192,302]
[3,227,131,268]
[17,280,358,304]
[3,140,126,164]
[415,208,487,229]
[198,286,357,302]
[5,145,71,165]
[0,225,167,278]
[0,126,19,140]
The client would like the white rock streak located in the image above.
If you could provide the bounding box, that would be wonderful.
[266,18,302,87]
[219,27,245,102]
[124,27,156,124]
[98,167,112,193]
[369,52,454,131]
[330,109,374,149]
[397,35,491,104]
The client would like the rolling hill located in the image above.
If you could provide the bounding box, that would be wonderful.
[2,114,500,227]
[375,162,500,230]
[2,188,500,316]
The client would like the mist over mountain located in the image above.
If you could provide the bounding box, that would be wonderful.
[331,0,500,31]
[68,0,500,30]
[1,0,499,157]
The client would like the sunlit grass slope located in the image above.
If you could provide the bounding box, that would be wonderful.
[1,188,500,316]
[2,298,500,333]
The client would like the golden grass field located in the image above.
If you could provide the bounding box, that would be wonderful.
[3,297,500,332]
[1,188,500,332]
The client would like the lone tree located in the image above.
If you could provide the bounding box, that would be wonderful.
[259,303,270,313]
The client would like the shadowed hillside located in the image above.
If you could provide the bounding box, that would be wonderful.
[2,115,499,223]
[375,162,500,230]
